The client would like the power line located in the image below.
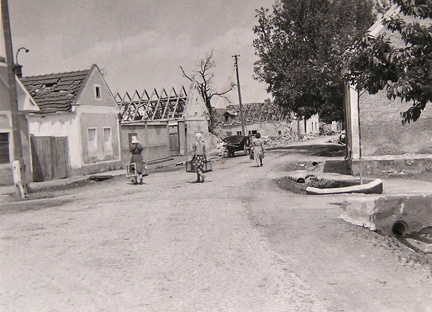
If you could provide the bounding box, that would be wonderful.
[72,0,175,39]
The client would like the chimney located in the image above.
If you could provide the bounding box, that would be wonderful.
[14,63,23,78]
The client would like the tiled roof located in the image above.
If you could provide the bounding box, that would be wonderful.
[21,69,89,114]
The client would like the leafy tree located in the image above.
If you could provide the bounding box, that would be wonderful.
[180,51,235,133]
[253,0,375,122]
[345,0,432,123]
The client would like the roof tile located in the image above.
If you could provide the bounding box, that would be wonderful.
[21,69,90,114]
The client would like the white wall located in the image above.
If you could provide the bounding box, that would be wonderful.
[28,114,82,168]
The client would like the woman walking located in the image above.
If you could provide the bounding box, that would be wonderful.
[130,136,144,184]
[252,132,265,167]
[191,132,207,183]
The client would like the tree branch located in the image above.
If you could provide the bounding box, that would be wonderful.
[180,66,193,82]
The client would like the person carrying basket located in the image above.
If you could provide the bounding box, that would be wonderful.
[129,136,144,184]
[191,132,207,183]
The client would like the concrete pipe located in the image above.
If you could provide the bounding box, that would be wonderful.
[392,221,409,236]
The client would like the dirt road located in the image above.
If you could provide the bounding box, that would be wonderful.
[1,141,432,311]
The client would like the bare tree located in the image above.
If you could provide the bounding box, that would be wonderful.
[180,50,235,133]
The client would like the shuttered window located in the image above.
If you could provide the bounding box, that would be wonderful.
[87,128,97,155]
[0,133,9,164]
[103,127,113,154]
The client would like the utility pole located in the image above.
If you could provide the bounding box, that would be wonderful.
[233,54,245,136]
[1,0,27,198]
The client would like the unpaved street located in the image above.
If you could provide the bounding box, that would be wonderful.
[1,141,432,311]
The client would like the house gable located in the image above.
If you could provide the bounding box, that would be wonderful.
[183,81,209,120]
[75,64,117,108]
[0,63,39,112]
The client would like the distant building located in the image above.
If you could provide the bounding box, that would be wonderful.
[22,64,122,181]
[116,80,213,162]
[214,101,320,138]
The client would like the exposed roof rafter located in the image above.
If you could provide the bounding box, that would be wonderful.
[117,86,188,122]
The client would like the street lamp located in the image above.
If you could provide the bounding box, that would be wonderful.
[15,47,29,65]
[14,47,29,78]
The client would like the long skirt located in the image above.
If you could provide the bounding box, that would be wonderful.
[193,155,205,172]
[253,147,263,165]
[131,154,144,174]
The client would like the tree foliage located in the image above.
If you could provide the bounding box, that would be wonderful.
[345,0,432,123]
[180,51,235,133]
[253,0,375,122]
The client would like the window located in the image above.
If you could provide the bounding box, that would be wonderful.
[0,133,9,164]
[251,130,257,135]
[95,85,101,99]
[226,131,232,136]
[236,131,242,135]
[103,127,113,154]
[278,130,282,136]
[87,128,97,155]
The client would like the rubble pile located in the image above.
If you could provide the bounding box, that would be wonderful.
[213,102,290,127]
[264,135,297,148]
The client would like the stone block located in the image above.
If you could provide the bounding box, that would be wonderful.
[341,194,432,236]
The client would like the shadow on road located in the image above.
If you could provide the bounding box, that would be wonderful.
[273,143,351,175]
[272,144,346,157]
[323,160,351,175]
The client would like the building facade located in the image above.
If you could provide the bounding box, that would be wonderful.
[0,59,39,186]
[214,102,320,138]
[344,7,432,175]
[22,64,122,181]
[116,81,213,162]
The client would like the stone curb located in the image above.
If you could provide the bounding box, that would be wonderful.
[306,179,383,195]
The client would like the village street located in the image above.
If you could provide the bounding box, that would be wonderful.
[1,139,432,312]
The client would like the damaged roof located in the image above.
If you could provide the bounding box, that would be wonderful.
[21,69,90,114]
[215,102,290,126]
[116,86,188,121]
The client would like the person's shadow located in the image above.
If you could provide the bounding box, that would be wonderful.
[186,180,211,184]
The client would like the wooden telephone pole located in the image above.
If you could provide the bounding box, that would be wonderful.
[1,0,27,198]
[233,54,246,136]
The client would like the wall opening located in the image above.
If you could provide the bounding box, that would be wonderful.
[392,221,409,236]
[95,85,101,99]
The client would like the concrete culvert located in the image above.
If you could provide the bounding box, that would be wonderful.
[392,221,409,236]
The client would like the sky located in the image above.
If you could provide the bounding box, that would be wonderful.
[5,0,275,107]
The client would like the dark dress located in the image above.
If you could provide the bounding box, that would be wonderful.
[130,143,144,174]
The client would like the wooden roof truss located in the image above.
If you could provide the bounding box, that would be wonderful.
[116,86,187,122]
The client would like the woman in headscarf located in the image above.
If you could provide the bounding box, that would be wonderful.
[130,135,144,184]
[252,132,265,167]
[191,132,207,183]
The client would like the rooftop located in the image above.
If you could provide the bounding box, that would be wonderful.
[21,69,89,114]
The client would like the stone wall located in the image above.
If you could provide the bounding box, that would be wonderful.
[359,91,432,157]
